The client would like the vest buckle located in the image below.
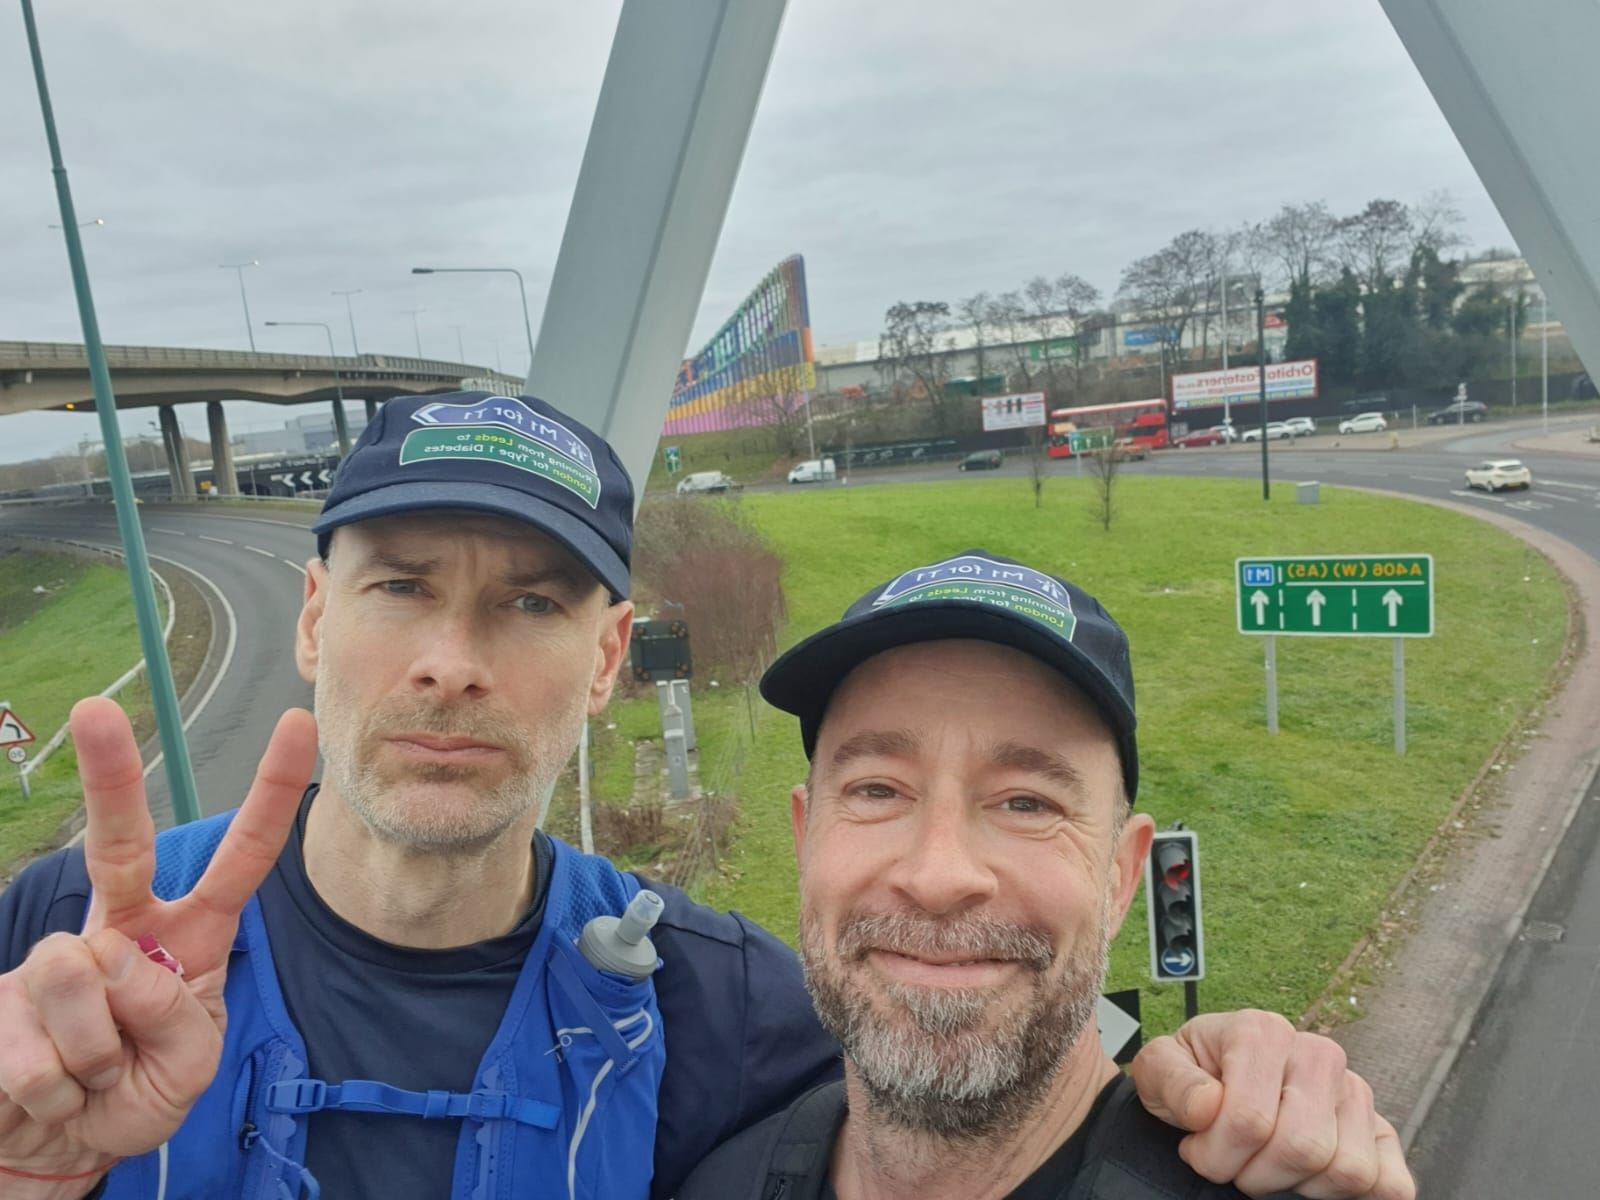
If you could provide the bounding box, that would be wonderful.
[267,1079,329,1113]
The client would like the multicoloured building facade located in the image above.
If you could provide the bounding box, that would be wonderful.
[662,254,815,436]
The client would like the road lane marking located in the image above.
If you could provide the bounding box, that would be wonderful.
[281,559,307,576]
[1408,475,1447,483]
[1540,479,1598,492]
[149,527,187,536]
[198,534,233,545]
[1450,489,1506,503]
[1536,492,1580,503]
[245,545,277,557]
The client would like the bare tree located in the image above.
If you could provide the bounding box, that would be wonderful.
[1335,199,1415,292]
[989,290,1039,392]
[1261,202,1338,292]
[1410,189,1465,256]
[956,291,996,392]
[879,300,955,429]
[1023,273,1100,403]
[1118,229,1217,379]
[1086,446,1120,531]
[1026,425,1046,509]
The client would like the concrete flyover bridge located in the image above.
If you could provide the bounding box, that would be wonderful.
[0,339,522,497]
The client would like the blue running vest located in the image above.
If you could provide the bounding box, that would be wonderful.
[99,812,667,1200]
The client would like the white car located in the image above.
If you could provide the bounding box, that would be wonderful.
[1465,459,1532,492]
[675,470,738,496]
[1282,417,1317,437]
[1240,422,1292,442]
[1339,412,1388,435]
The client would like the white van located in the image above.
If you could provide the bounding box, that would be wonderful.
[787,457,837,484]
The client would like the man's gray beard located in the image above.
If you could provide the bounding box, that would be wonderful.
[799,900,1112,1141]
[315,670,583,852]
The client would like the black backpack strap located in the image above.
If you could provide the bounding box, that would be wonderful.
[761,1080,848,1200]
[1066,1074,1275,1200]
[671,1080,846,1200]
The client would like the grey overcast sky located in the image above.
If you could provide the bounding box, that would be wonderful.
[1,0,1514,463]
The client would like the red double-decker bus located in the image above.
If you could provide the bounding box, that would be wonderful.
[1046,398,1170,458]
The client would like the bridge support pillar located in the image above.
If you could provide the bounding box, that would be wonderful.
[206,401,239,496]
[332,398,352,458]
[157,405,196,500]
[364,397,378,424]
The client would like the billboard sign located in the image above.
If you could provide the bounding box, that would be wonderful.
[1172,359,1319,411]
[981,392,1047,431]
[1124,327,1178,347]
[1028,337,1078,361]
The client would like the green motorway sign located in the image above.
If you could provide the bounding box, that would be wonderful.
[1235,555,1434,637]
[1068,426,1114,453]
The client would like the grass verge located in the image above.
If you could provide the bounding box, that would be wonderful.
[0,547,209,878]
[694,474,1567,1037]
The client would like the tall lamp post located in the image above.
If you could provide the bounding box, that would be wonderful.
[221,259,261,350]
[332,288,363,355]
[48,216,103,229]
[23,0,201,824]
[265,320,351,456]
[400,307,426,358]
[1256,287,1269,502]
[412,266,536,370]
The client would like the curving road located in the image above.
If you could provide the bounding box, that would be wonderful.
[0,504,317,825]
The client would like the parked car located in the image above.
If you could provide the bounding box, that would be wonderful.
[1240,422,1292,442]
[1174,426,1230,447]
[958,449,1003,471]
[1464,459,1531,491]
[1427,400,1488,425]
[1282,417,1317,437]
[675,470,739,495]
[787,457,837,484]
[1338,412,1388,435]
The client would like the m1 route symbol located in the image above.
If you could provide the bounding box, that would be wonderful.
[1235,555,1434,638]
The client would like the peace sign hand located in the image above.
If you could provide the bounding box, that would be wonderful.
[0,698,316,1192]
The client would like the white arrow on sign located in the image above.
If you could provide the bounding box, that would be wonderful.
[1096,994,1140,1061]
[1250,590,1270,624]
[1306,588,1326,627]
[1382,588,1404,627]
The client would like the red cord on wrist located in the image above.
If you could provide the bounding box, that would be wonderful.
[0,1157,119,1181]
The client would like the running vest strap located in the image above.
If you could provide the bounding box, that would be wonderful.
[96,810,668,1200]
[674,1076,1284,1200]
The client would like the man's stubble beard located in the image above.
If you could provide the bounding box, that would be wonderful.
[313,651,587,852]
[799,888,1113,1142]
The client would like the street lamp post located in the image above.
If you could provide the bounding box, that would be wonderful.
[332,288,363,355]
[400,308,426,358]
[412,267,536,369]
[221,260,260,351]
[48,216,103,229]
[265,320,351,456]
[450,324,467,363]
[1256,287,1269,502]
[1541,289,1550,435]
[24,0,202,824]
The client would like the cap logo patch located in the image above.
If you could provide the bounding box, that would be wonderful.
[872,554,1077,637]
[403,396,601,508]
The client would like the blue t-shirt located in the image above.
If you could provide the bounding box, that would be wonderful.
[0,788,841,1199]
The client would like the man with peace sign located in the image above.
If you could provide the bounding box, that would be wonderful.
[1,393,1407,1199]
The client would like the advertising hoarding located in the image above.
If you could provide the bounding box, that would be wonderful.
[981,392,1047,431]
[1172,359,1319,410]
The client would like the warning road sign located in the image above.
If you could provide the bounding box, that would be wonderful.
[0,707,36,748]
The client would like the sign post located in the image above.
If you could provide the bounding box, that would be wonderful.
[1235,555,1434,752]
[0,703,37,800]
[979,392,1046,433]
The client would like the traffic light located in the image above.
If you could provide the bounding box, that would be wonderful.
[1146,828,1204,982]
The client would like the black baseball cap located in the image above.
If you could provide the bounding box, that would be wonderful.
[312,392,634,600]
[760,549,1139,798]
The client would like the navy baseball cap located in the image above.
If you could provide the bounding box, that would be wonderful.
[760,550,1139,798]
[313,392,634,599]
